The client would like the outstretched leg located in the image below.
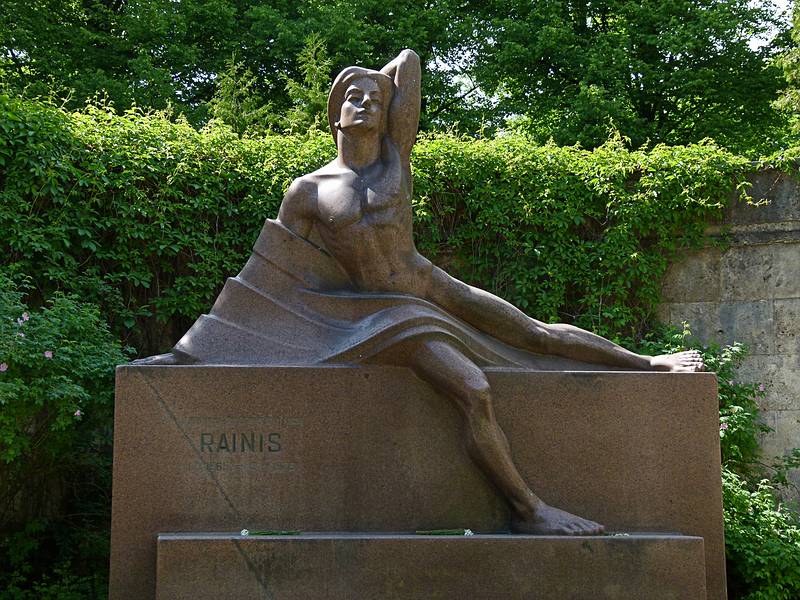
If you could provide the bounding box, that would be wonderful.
[425,267,703,372]
[408,338,603,535]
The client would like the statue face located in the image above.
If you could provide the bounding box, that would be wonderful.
[338,77,384,132]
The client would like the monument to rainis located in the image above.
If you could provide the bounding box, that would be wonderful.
[109,50,726,599]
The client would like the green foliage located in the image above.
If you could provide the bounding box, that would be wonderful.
[209,33,334,136]
[775,3,800,136]
[281,34,334,134]
[715,347,773,470]
[412,133,750,341]
[208,57,272,137]
[771,449,800,496]
[2,0,788,152]
[463,0,789,152]
[0,95,753,355]
[2,553,100,600]
[0,272,128,597]
[0,0,464,127]
[723,470,800,600]
[0,0,132,107]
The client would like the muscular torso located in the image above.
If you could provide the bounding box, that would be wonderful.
[284,147,432,295]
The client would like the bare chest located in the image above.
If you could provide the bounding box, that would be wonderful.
[316,170,407,231]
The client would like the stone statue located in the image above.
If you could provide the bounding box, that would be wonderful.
[136,49,704,535]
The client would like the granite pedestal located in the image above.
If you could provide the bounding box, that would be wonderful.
[109,365,725,599]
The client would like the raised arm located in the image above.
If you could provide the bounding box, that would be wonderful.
[380,49,421,161]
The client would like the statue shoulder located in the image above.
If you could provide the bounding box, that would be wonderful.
[286,174,318,202]
[278,175,319,237]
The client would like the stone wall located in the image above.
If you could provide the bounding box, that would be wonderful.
[658,169,800,487]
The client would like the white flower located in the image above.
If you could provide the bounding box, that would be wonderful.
[463,529,474,536]
[240,529,249,536]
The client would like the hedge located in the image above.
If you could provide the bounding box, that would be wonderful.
[0,94,753,355]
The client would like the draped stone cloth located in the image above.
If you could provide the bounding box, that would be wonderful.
[174,219,557,368]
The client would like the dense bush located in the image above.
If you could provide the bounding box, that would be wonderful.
[412,133,752,340]
[0,94,752,356]
[723,471,800,600]
[0,273,129,597]
[0,94,334,354]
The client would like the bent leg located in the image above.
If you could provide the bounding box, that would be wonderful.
[408,338,603,535]
[425,267,703,371]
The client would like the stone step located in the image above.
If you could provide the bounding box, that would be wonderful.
[156,532,707,600]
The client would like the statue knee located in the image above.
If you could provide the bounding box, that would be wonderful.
[463,379,493,418]
[529,322,555,354]
[545,323,577,351]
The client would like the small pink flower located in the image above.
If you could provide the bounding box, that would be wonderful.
[74,409,82,418]
[0,363,7,372]
[21,313,29,321]
[758,383,765,392]
[720,422,729,431]
[16,318,23,325]
[43,350,53,359]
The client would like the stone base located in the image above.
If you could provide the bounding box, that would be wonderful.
[110,366,726,599]
[156,532,707,600]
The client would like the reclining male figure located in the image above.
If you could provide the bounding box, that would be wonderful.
[275,50,704,535]
[139,49,704,535]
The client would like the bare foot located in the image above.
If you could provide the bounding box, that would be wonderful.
[130,352,181,366]
[511,503,604,536]
[649,350,705,372]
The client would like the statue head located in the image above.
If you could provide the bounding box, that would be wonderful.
[328,67,393,144]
